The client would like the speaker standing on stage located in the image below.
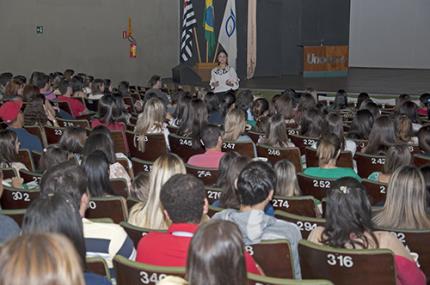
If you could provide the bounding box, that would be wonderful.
[210,51,239,97]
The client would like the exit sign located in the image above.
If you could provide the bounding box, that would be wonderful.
[36,26,44,34]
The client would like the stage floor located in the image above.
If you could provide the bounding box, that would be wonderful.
[239,68,430,97]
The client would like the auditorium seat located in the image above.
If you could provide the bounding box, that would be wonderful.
[361,179,387,205]
[19,169,42,184]
[31,151,42,170]
[247,273,333,285]
[247,130,264,144]
[275,211,325,239]
[289,134,319,155]
[126,197,139,211]
[113,255,185,285]
[110,178,129,198]
[245,240,294,278]
[256,144,302,172]
[186,164,219,186]
[413,153,430,167]
[84,98,98,112]
[299,240,396,285]
[354,152,385,178]
[116,157,134,178]
[0,186,40,209]
[374,227,430,281]
[304,147,353,168]
[1,167,17,180]
[168,134,204,162]
[271,195,318,218]
[56,117,90,129]
[43,125,64,145]
[111,131,130,156]
[24,125,46,146]
[120,221,166,248]
[18,149,36,171]
[297,173,335,201]
[123,96,136,114]
[131,158,153,175]
[125,131,167,161]
[86,257,111,280]
[204,187,223,205]
[85,196,128,224]
[222,141,255,158]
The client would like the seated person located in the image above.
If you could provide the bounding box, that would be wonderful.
[368,145,411,183]
[0,100,43,152]
[213,161,302,279]
[0,170,20,243]
[144,75,170,108]
[418,125,430,156]
[136,174,261,274]
[308,177,425,285]
[57,80,87,118]
[304,133,361,180]
[39,160,136,271]
[188,125,225,169]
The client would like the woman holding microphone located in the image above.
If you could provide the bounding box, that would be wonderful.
[210,50,239,100]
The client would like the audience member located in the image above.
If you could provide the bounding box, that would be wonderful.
[0,129,28,173]
[214,151,240,188]
[418,125,430,155]
[367,145,411,183]
[188,125,224,168]
[82,150,114,197]
[0,170,21,243]
[304,134,360,180]
[57,80,87,118]
[274,160,301,196]
[91,94,127,132]
[364,115,397,155]
[373,166,430,229]
[129,172,150,205]
[39,160,136,269]
[223,108,253,143]
[213,161,302,278]
[59,126,87,161]
[258,113,294,148]
[145,75,170,107]
[38,144,69,172]
[347,109,374,140]
[128,153,186,229]
[0,100,43,152]
[308,177,425,285]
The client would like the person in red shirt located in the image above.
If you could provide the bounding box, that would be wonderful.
[57,80,86,118]
[91,94,126,132]
[136,174,262,275]
[187,125,225,169]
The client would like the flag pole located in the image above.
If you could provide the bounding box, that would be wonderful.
[206,42,209,63]
[193,28,202,63]
[213,42,220,63]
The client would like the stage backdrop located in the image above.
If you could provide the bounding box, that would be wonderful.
[180,0,350,78]
[349,0,430,69]
[0,0,179,85]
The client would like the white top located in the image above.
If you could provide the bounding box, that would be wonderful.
[210,65,239,93]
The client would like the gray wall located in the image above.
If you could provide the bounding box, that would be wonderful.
[349,0,430,69]
[0,0,179,85]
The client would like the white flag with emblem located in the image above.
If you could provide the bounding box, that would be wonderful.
[218,0,237,69]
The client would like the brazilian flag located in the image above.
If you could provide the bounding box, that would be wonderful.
[204,0,216,60]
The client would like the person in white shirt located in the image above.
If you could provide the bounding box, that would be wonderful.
[210,51,239,98]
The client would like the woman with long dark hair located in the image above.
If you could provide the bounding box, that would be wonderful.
[308,177,425,285]
[347,109,374,140]
[91,94,127,132]
[364,115,397,155]
[177,98,208,149]
[82,150,114,197]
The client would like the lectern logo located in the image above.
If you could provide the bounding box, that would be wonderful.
[307,53,346,65]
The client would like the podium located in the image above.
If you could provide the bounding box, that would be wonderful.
[303,45,349,78]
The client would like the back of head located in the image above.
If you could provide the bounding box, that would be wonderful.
[82,150,113,197]
[274,160,300,196]
[298,93,317,112]
[215,151,240,188]
[219,156,250,209]
[58,79,71,95]
[223,108,245,142]
[399,101,419,123]
[204,92,220,113]
[274,94,295,119]
[235,90,253,112]
[360,100,380,119]
[160,174,205,224]
[365,115,396,155]
[118,81,129,97]
[323,177,376,249]
[317,133,341,166]
[357,92,370,109]
[59,126,87,155]
[186,220,247,285]
[334,89,348,109]
[0,129,18,165]
[375,165,430,229]
[32,72,49,89]
[383,144,411,175]
[348,109,374,140]
[201,125,221,149]
[251,98,269,119]
[149,75,161,87]
[22,192,86,267]
[418,125,430,153]
[40,160,88,210]
[220,91,236,116]
[38,144,69,172]
[300,107,326,138]
[82,132,115,164]
[326,112,344,141]
[0,233,85,285]
[237,161,276,206]
[0,72,13,87]
[264,113,289,147]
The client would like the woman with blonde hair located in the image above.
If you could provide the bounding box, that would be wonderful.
[373,166,430,229]
[223,108,252,143]
[274,160,301,196]
[128,153,186,229]
[134,97,169,152]
[0,233,85,285]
